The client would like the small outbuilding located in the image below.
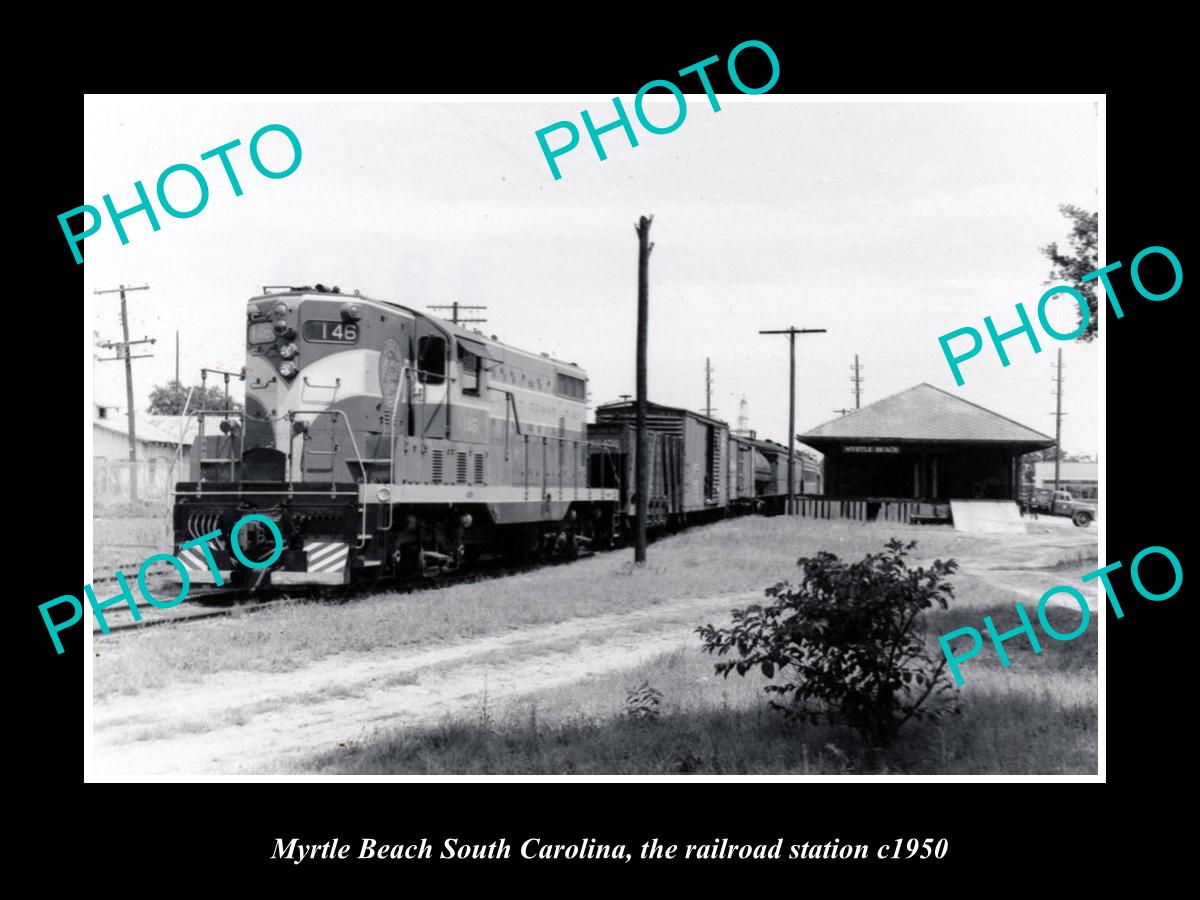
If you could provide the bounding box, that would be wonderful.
[800,383,1054,502]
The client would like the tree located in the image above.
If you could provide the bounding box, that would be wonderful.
[147,380,243,415]
[696,539,960,747]
[1040,204,1099,341]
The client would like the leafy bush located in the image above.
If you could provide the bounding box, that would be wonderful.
[696,539,960,746]
[624,681,663,721]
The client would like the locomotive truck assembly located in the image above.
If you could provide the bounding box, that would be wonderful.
[172,285,819,589]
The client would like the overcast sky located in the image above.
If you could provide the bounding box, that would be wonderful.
[83,97,1099,456]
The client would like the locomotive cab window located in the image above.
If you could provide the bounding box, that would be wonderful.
[459,345,481,396]
[418,335,446,385]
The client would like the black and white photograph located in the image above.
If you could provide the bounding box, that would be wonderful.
[81,93,1102,779]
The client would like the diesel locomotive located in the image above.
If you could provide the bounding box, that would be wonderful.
[174,286,620,586]
[172,285,823,589]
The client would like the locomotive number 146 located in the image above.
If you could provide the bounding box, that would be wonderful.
[303,319,359,343]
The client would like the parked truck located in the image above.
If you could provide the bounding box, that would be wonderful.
[1021,488,1096,527]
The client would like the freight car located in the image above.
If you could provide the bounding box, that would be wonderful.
[586,403,825,530]
[173,286,619,586]
[735,434,823,513]
[588,401,729,530]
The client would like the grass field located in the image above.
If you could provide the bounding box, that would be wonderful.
[94,513,1097,775]
[297,601,1096,776]
[92,498,172,583]
[95,518,989,697]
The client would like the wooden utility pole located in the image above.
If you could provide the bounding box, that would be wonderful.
[704,357,713,417]
[759,327,827,514]
[851,353,863,408]
[95,284,152,502]
[1052,348,1065,491]
[635,215,653,564]
[430,301,487,325]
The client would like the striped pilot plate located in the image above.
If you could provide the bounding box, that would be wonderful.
[179,545,212,572]
[304,541,349,573]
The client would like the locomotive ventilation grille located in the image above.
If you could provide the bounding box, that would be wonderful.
[456,452,468,484]
[474,454,485,484]
[432,450,444,484]
[186,512,225,544]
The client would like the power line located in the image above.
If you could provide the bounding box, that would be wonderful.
[1051,348,1066,492]
[94,284,153,503]
[635,215,654,565]
[759,326,828,514]
[704,357,715,418]
[429,301,487,325]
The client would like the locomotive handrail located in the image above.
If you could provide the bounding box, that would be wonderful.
[388,365,417,487]
[288,408,370,547]
[288,408,369,489]
[382,365,419,532]
[192,408,247,491]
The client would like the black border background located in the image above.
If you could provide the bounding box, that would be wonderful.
[20,29,1187,886]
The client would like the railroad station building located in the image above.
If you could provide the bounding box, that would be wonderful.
[799,384,1054,501]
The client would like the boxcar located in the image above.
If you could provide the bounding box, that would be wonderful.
[588,401,730,529]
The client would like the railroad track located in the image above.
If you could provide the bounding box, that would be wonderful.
[92,550,602,636]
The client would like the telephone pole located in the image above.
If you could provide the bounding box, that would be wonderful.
[95,284,153,503]
[635,215,653,565]
[1052,349,1065,491]
[851,354,864,409]
[704,357,714,417]
[760,326,827,514]
[429,301,487,325]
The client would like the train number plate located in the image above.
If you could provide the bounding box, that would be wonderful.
[303,320,359,344]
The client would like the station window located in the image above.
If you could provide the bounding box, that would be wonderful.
[459,345,481,396]
[418,336,445,385]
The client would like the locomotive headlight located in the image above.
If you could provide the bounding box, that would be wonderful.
[279,342,299,360]
[341,302,362,320]
[376,487,392,502]
[279,362,298,379]
[274,302,290,316]
[273,319,295,338]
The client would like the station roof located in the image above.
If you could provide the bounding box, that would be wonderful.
[800,383,1054,447]
[95,414,197,447]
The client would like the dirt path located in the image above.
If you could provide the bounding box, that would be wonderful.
[91,591,760,777]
